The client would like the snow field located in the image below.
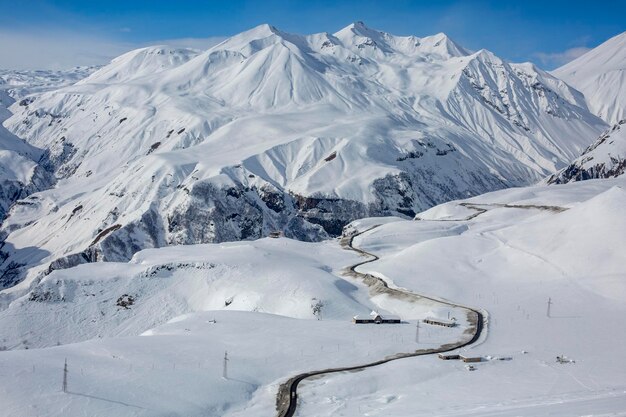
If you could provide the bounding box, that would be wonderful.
[0,310,467,416]
[296,178,626,416]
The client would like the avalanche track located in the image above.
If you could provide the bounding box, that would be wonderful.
[275,226,486,417]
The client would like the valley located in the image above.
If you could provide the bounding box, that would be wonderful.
[1,17,625,417]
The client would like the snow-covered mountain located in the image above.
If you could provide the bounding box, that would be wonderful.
[0,67,98,288]
[553,31,626,125]
[546,119,626,184]
[0,23,606,289]
[0,68,97,223]
[0,123,50,224]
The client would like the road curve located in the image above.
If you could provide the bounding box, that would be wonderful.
[275,226,485,417]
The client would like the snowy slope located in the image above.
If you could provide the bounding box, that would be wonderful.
[0,23,606,289]
[0,67,96,95]
[299,178,626,416]
[0,177,624,416]
[80,46,199,84]
[0,79,41,221]
[553,31,626,125]
[0,68,95,223]
[0,237,462,349]
[0,67,97,290]
[547,119,626,184]
[0,126,47,223]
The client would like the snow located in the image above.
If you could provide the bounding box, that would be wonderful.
[0,177,624,416]
[79,47,199,84]
[0,237,468,417]
[0,22,625,417]
[0,67,96,221]
[297,177,626,416]
[0,237,462,349]
[0,23,607,287]
[546,120,626,184]
[554,31,626,125]
[0,311,460,417]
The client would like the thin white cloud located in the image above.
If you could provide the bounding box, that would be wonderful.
[0,29,225,70]
[534,46,591,69]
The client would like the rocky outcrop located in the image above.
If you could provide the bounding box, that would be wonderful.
[547,120,626,184]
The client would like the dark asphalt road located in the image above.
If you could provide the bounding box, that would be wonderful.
[276,226,485,417]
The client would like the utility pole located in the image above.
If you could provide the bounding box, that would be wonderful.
[222,351,229,379]
[62,358,68,393]
[547,297,552,318]
[415,321,420,343]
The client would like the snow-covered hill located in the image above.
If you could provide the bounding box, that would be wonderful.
[0,23,606,289]
[0,236,463,349]
[0,68,96,223]
[546,120,626,184]
[0,124,50,224]
[0,67,96,111]
[0,67,98,288]
[300,178,626,417]
[0,176,624,416]
[554,31,626,125]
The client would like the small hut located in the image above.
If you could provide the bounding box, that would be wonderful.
[353,310,401,324]
[438,353,461,360]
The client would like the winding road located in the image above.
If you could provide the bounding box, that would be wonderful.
[275,225,486,417]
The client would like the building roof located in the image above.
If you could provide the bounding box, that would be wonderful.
[424,316,456,325]
[354,314,401,320]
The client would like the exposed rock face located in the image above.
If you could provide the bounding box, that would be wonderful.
[547,120,626,184]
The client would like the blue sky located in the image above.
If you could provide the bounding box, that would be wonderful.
[0,0,624,69]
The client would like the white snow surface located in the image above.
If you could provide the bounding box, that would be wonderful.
[0,23,607,288]
[554,31,626,125]
[0,237,455,348]
[546,119,626,184]
[299,178,626,416]
[0,67,96,220]
[1,25,625,416]
[0,177,625,416]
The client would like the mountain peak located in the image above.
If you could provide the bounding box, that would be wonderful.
[207,23,292,56]
[422,32,469,56]
[350,21,370,32]
[553,30,626,125]
[79,45,199,84]
[235,23,281,39]
[337,20,381,39]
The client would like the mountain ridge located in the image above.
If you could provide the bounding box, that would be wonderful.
[0,22,607,290]
[554,31,626,125]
